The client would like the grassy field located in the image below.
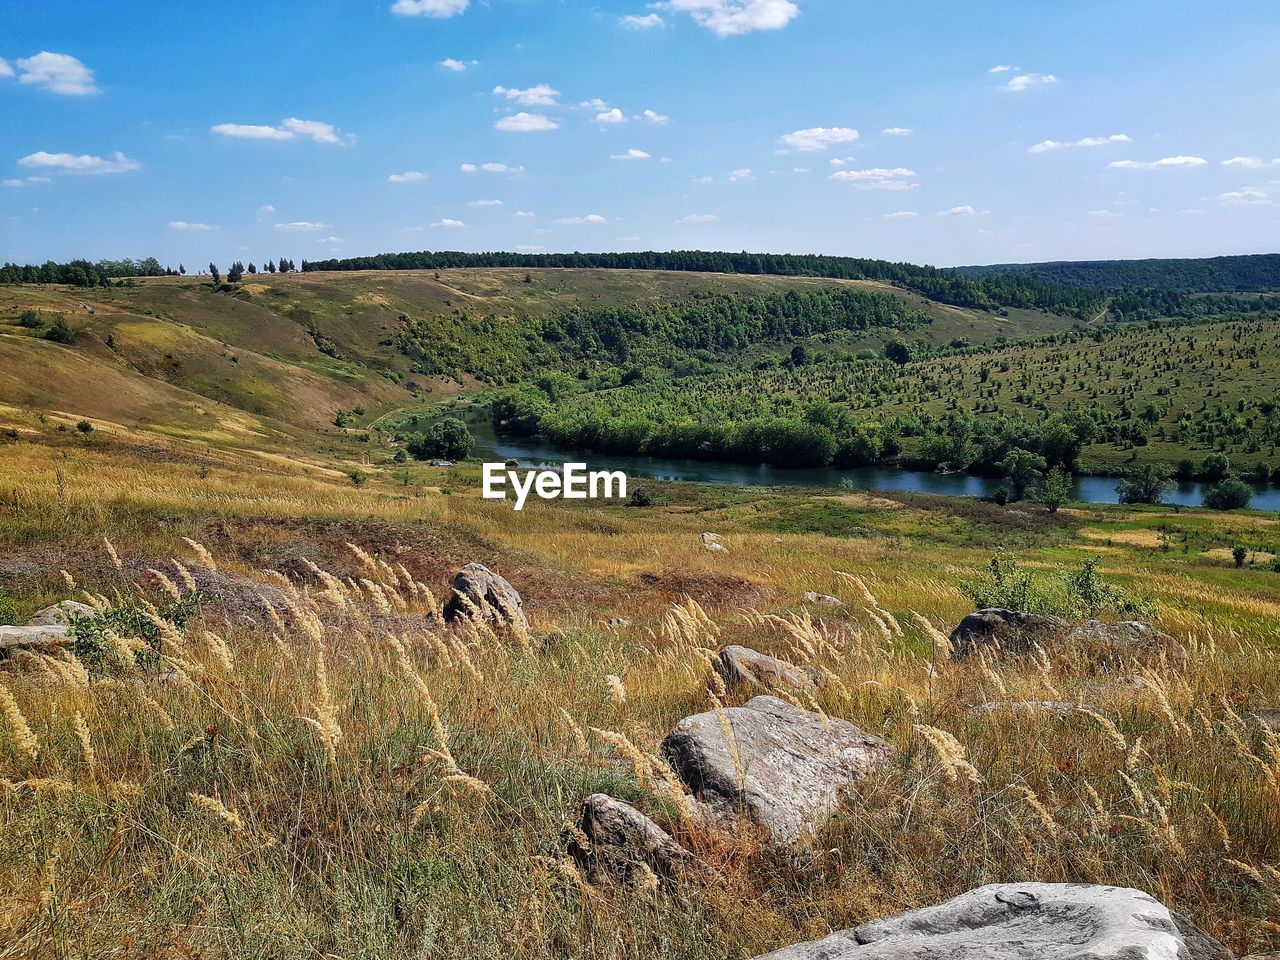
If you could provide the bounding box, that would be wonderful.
[1,399,1279,958]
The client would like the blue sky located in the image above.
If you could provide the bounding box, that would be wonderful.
[3,0,1278,269]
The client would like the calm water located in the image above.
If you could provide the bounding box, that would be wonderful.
[468,421,1280,511]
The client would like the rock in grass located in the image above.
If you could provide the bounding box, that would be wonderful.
[0,624,72,654]
[716,645,818,693]
[568,794,695,887]
[27,601,96,626]
[804,591,844,606]
[660,695,892,845]
[1254,708,1280,731]
[702,532,728,553]
[949,608,1173,661]
[749,883,1232,960]
[442,563,527,628]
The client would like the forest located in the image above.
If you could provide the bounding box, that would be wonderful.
[956,253,1280,292]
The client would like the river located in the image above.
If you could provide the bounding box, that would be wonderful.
[467,420,1280,511]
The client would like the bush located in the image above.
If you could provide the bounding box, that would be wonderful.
[628,488,654,507]
[17,310,43,329]
[68,590,205,663]
[961,551,1152,619]
[0,591,18,626]
[42,316,74,343]
[407,417,475,462]
[1203,478,1252,511]
[1232,545,1248,568]
[1116,463,1174,505]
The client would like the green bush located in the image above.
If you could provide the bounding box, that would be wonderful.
[1203,478,1253,510]
[961,552,1152,619]
[407,417,475,461]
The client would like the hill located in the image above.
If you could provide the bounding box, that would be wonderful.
[954,253,1280,292]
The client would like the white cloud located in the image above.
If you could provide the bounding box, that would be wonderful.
[1222,156,1280,169]
[728,167,755,181]
[881,127,912,136]
[691,175,714,183]
[495,112,560,132]
[461,161,524,174]
[258,205,276,215]
[1218,188,1273,206]
[938,205,977,216]
[493,84,560,106]
[988,64,1013,73]
[553,214,607,225]
[1003,72,1058,92]
[388,171,428,183]
[660,0,799,37]
[1,179,24,187]
[212,118,352,145]
[595,108,626,124]
[431,218,466,228]
[1109,156,1207,170]
[514,210,536,218]
[169,221,218,231]
[275,221,331,232]
[642,109,671,124]
[883,211,918,219]
[391,0,469,17]
[1029,133,1130,153]
[467,198,504,206]
[0,58,12,78]
[830,167,918,191]
[675,213,718,224]
[621,13,665,29]
[439,58,468,72]
[516,244,546,252]
[612,148,651,160]
[14,52,97,95]
[778,126,859,152]
[18,151,139,175]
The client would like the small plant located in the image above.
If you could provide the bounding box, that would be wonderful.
[349,469,368,487]
[76,420,94,434]
[68,590,206,663]
[1232,545,1248,568]
[0,590,19,626]
[962,551,1152,619]
[628,487,654,507]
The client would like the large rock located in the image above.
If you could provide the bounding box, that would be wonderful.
[442,563,527,628]
[804,592,844,607]
[750,883,1231,960]
[0,624,72,654]
[27,601,96,626]
[716,645,817,693]
[660,695,892,844]
[568,794,694,887]
[949,608,1173,661]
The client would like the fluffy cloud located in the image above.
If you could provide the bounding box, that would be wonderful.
[988,64,1013,73]
[1222,156,1280,169]
[0,58,12,78]
[439,58,468,72]
[883,211,918,219]
[612,148,651,160]
[467,198,504,206]
[1003,72,1057,92]
[275,221,332,232]
[18,151,139,175]
[621,13,665,29]
[595,108,626,124]
[1218,188,1273,206]
[12,52,97,95]
[829,166,918,190]
[1109,156,1207,170]
[169,221,218,231]
[675,213,718,224]
[212,118,352,145]
[728,167,755,181]
[642,109,671,124]
[514,210,537,218]
[1029,134,1130,153]
[431,218,466,228]
[388,171,427,182]
[778,126,859,151]
[881,127,912,136]
[391,0,469,17]
[660,0,800,37]
[460,162,524,174]
[495,112,560,132]
[938,205,977,216]
[553,214,607,225]
[493,84,560,106]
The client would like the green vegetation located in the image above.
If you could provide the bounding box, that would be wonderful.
[956,253,1280,292]
[407,417,475,461]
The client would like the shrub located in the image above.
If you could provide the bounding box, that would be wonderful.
[628,488,654,507]
[407,418,475,462]
[42,316,74,343]
[1203,478,1252,511]
[17,310,43,329]
[1232,545,1248,568]
[961,551,1152,619]
[68,590,205,663]
[1116,463,1174,505]
[0,591,18,626]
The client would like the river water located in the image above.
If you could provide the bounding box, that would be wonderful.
[467,421,1280,511]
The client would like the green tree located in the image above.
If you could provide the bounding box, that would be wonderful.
[209,263,221,284]
[227,261,245,283]
[1037,467,1072,513]
[17,310,42,329]
[42,316,74,344]
[998,448,1047,501]
[407,418,474,461]
[1199,453,1231,483]
[1232,545,1248,568]
[1116,463,1174,505]
[1204,478,1252,510]
[883,340,913,365]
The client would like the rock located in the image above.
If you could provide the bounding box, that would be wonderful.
[660,695,892,844]
[949,609,1174,661]
[27,601,96,626]
[705,541,728,553]
[442,563,528,628]
[1253,708,1280,731]
[701,532,721,544]
[604,617,634,628]
[804,592,844,607]
[967,701,1082,718]
[568,794,695,887]
[427,459,456,467]
[716,645,818,693]
[749,882,1232,960]
[0,625,72,654]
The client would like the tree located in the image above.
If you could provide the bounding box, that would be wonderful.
[42,316,74,344]
[17,310,42,329]
[1116,463,1174,505]
[790,344,810,366]
[1038,467,1072,513]
[209,263,221,284]
[266,260,276,273]
[178,263,186,275]
[407,418,475,461]
[1199,453,1231,483]
[1203,478,1252,510]
[1232,545,1248,568]
[227,261,245,283]
[998,448,1047,501]
[883,340,913,365]
[247,262,257,275]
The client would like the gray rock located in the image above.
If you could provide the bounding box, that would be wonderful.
[1253,708,1280,731]
[1064,619,1175,656]
[749,882,1231,960]
[568,794,694,887]
[442,563,528,628]
[605,617,635,628]
[660,695,892,844]
[716,645,818,693]
[702,532,727,552]
[27,601,96,626]
[0,624,72,654]
[804,592,844,607]
[949,609,1173,661]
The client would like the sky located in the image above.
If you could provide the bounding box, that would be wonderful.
[2,0,1279,269]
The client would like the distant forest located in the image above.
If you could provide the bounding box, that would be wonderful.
[954,254,1280,293]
